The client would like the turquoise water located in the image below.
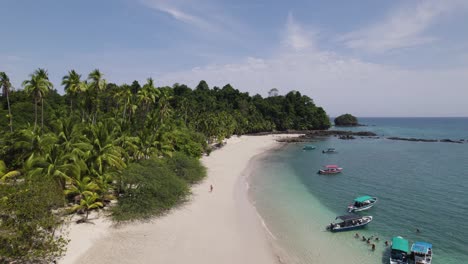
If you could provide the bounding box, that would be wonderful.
[250,118,468,263]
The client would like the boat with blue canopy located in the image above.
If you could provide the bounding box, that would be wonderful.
[347,195,378,212]
[411,242,433,264]
[326,213,372,232]
[390,236,409,264]
[302,145,316,150]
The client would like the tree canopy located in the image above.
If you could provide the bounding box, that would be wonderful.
[0,69,331,262]
[334,113,359,126]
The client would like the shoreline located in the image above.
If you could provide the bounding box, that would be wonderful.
[59,134,300,264]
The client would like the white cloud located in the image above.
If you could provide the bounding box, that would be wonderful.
[282,13,317,51]
[140,0,213,30]
[340,0,468,53]
[152,16,468,117]
[156,51,468,117]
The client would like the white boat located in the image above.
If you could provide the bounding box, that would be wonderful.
[411,242,433,264]
[322,148,337,154]
[318,165,343,174]
[326,214,373,232]
[390,236,409,264]
[347,195,378,212]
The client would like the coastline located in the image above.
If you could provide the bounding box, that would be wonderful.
[59,134,300,264]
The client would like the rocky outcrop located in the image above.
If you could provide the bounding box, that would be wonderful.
[387,137,464,143]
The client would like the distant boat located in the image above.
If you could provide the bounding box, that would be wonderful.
[322,148,337,154]
[318,165,343,174]
[411,242,433,264]
[347,195,378,212]
[326,214,372,232]
[390,236,410,264]
[302,145,316,150]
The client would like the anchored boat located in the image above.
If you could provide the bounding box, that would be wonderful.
[411,242,433,264]
[302,145,316,150]
[322,148,337,154]
[347,195,378,212]
[390,236,409,264]
[326,214,372,232]
[318,165,343,174]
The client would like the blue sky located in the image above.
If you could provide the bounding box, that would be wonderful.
[2,0,468,116]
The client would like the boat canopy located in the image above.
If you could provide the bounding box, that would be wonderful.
[411,242,432,254]
[391,237,409,253]
[303,145,316,149]
[354,196,374,203]
[335,214,361,221]
[325,165,339,168]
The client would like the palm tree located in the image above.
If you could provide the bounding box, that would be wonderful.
[87,69,106,124]
[70,191,103,222]
[0,72,13,132]
[62,70,83,112]
[0,160,21,183]
[156,87,173,126]
[114,84,133,123]
[137,78,160,127]
[22,68,53,130]
[65,175,100,203]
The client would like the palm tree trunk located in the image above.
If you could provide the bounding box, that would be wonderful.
[34,97,38,131]
[6,91,12,132]
[41,98,44,130]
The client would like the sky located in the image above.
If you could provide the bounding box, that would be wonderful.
[1,0,468,117]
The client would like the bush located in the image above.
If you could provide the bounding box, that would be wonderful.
[112,158,189,222]
[0,177,67,262]
[165,152,206,184]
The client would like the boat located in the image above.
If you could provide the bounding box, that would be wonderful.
[411,242,433,264]
[326,214,372,232]
[302,145,316,150]
[318,165,343,174]
[390,236,409,264]
[322,148,337,153]
[347,195,378,212]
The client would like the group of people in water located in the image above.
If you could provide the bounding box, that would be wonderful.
[354,228,421,252]
[354,233,385,251]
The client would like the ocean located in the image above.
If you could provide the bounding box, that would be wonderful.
[249,118,468,264]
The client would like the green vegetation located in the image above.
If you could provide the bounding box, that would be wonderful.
[334,113,359,126]
[0,69,330,262]
[112,157,191,222]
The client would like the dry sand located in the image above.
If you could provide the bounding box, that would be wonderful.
[59,134,298,264]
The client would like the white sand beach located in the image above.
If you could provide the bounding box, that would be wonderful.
[59,134,298,264]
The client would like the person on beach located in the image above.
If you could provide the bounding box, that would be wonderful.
[372,244,376,251]
[362,236,366,241]
[367,238,371,244]
[210,185,213,192]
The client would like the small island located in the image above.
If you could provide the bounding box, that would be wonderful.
[334,114,360,126]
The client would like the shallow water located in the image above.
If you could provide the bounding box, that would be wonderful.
[249,118,468,263]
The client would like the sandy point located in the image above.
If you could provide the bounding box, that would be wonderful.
[59,134,300,264]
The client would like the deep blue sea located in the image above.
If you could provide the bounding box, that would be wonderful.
[249,118,468,264]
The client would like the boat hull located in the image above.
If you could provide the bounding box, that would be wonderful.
[389,259,408,264]
[318,169,343,175]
